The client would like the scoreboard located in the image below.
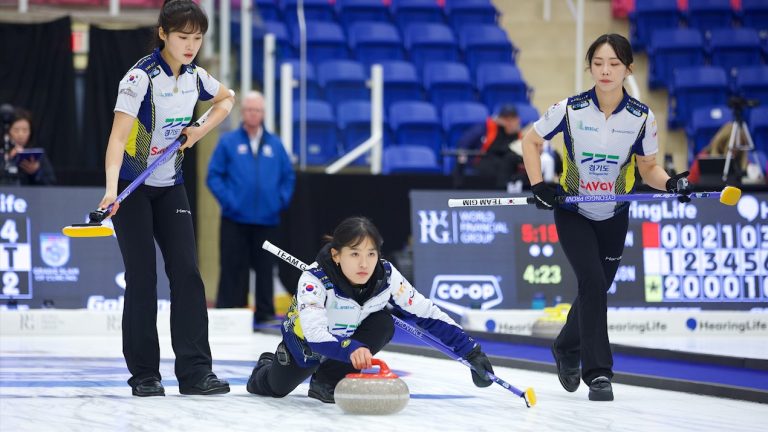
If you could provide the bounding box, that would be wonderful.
[0,187,169,309]
[410,190,768,317]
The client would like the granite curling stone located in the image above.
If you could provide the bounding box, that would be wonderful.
[334,359,409,415]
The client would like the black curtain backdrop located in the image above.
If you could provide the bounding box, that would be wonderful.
[83,25,153,171]
[83,25,198,217]
[0,17,76,174]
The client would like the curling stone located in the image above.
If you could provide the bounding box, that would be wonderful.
[531,303,571,338]
[334,359,409,415]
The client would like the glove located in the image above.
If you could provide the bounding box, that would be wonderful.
[531,182,557,210]
[464,345,494,388]
[665,171,692,203]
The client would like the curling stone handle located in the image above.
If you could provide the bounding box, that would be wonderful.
[371,358,391,375]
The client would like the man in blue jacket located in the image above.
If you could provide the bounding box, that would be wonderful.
[207,91,295,325]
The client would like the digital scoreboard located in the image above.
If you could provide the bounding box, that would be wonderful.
[0,187,169,309]
[410,190,768,318]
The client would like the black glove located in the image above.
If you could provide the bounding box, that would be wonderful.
[464,345,494,388]
[531,182,557,210]
[666,171,692,203]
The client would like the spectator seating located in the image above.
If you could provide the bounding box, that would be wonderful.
[293,100,338,165]
[510,102,540,128]
[294,21,349,63]
[336,0,390,26]
[442,101,489,149]
[647,28,705,89]
[750,107,768,152]
[423,61,475,109]
[282,0,336,24]
[336,100,386,165]
[403,23,460,70]
[708,28,763,76]
[444,0,498,31]
[391,0,445,30]
[476,63,529,110]
[378,60,423,110]
[669,66,729,128]
[629,0,681,51]
[741,0,768,32]
[382,145,442,174]
[389,101,443,157]
[686,105,733,157]
[458,24,516,76]
[735,66,768,108]
[348,21,405,67]
[318,59,369,105]
[686,0,735,33]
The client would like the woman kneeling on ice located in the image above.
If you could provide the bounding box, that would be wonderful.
[246,216,494,403]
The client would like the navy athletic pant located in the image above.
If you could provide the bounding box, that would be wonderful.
[113,182,212,389]
[553,207,628,384]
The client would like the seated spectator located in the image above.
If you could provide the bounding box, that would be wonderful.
[688,122,763,185]
[457,105,525,187]
[7,109,56,185]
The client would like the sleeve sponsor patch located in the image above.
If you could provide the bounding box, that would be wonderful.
[341,339,351,348]
[119,88,137,98]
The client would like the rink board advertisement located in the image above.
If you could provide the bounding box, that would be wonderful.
[0,187,170,309]
[410,190,768,317]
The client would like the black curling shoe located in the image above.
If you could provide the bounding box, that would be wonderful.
[588,376,614,401]
[551,344,580,392]
[308,378,335,404]
[179,373,230,395]
[132,377,165,397]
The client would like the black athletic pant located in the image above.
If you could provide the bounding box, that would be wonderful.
[216,217,276,322]
[113,182,212,389]
[553,207,628,384]
[255,310,395,397]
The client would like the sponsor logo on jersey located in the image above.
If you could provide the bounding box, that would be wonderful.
[576,120,598,132]
[149,67,160,78]
[580,179,615,192]
[581,152,619,164]
[611,128,635,134]
[119,88,137,98]
[150,146,170,156]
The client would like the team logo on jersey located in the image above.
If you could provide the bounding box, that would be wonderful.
[149,67,160,78]
[581,152,619,164]
[40,234,70,268]
[263,145,273,157]
[237,144,249,154]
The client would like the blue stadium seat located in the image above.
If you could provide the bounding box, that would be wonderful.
[293,21,349,63]
[442,102,489,149]
[736,66,768,108]
[293,100,339,165]
[423,61,475,109]
[741,0,768,32]
[318,59,369,105]
[390,0,445,30]
[282,0,336,24]
[336,0,390,26]
[708,28,763,76]
[378,60,423,109]
[277,59,320,99]
[233,20,294,83]
[444,0,498,31]
[404,23,460,70]
[389,101,443,156]
[476,63,529,111]
[629,0,681,51]
[458,24,516,76]
[337,100,386,166]
[686,105,733,156]
[750,107,768,152]
[509,102,540,128]
[382,145,442,174]
[686,0,735,33]
[254,0,281,21]
[647,28,705,89]
[669,66,729,128]
[348,21,404,67]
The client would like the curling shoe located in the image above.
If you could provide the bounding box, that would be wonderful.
[246,352,275,395]
[132,377,165,397]
[551,344,580,392]
[588,376,614,401]
[308,377,335,404]
[179,373,230,395]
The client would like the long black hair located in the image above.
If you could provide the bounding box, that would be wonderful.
[323,216,384,256]
[154,0,209,49]
[586,33,633,71]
